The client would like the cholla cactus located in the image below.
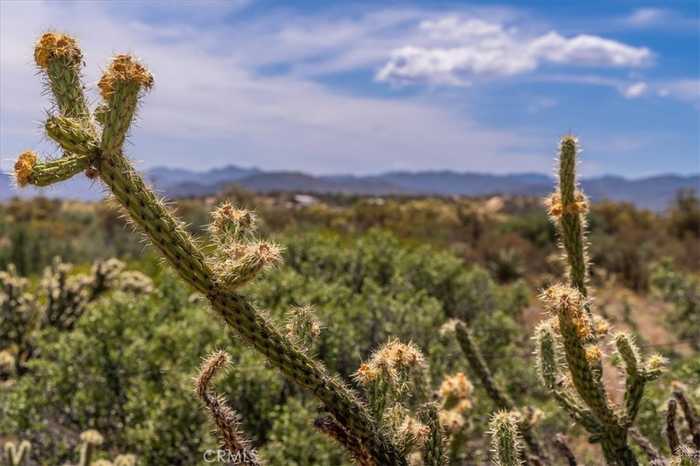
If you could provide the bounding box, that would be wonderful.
[354,338,427,422]
[14,32,405,465]
[194,350,262,466]
[489,411,525,466]
[455,321,549,464]
[535,137,667,466]
[4,440,31,466]
[1,257,152,375]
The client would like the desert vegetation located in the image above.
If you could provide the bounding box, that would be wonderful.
[1,32,699,466]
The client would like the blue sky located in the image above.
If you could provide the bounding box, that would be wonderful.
[1,1,698,177]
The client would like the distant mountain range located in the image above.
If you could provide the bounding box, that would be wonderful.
[1,164,697,211]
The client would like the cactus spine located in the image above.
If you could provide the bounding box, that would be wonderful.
[15,32,405,466]
[536,137,667,466]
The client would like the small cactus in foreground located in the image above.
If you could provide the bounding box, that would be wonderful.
[14,32,405,465]
[194,350,262,465]
[489,411,525,466]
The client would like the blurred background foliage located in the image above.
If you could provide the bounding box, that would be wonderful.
[1,189,698,465]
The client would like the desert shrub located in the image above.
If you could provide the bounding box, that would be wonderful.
[651,259,700,350]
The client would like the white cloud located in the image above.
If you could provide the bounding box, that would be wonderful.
[377,16,652,85]
[623,82,648,98]
[657,79,700,102]
[0,1,550,175]
[625,8,668,27]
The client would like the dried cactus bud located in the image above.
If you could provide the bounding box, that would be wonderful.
[584,345,602,365]
[215,241,283,290]
[355,362,379,385]
[644,354,667,378]
[80,429,104,445]
[438,409,465,435]
[489,411,525,466]
[98,54,153,100]
[34,32,82,69]
[591,315,610,337]
[357,339,425,387]
[437,372,473,412]
[209,202,257,244]
[113,454,137,466]
[540,284,591,340]
[14,151,37,187]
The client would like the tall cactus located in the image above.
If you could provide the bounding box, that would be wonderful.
[14,32,404,466]
[535,137,665,466]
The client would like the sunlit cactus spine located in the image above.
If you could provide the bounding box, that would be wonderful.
[194,350,262,466]
[489,411,525,466]
[535,136,667,466]
[4,440,31,466]
[14,32,405,465]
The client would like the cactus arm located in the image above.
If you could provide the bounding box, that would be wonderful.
[548,137,590,299]
[455,321,514,409]
[195,351,262,466]
[534,322,600,433]
[34,33,89,118]
[489,411,525,466]
[667,398,682,455]
[552,434,577,466]
[16,151,92,187]
[455,321,550,464]
[673,388,700,450]
[315,415,374,466]
[419,404,448,466]
[614,333,664,426]
[628,428,664,465]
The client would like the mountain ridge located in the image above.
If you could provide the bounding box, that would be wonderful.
[1,165,697,211]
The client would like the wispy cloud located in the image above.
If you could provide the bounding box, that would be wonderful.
[376,16,652,86]
[0,1,549,174]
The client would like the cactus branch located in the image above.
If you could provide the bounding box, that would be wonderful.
[15,32,405,466]
[455,321,549,465]
[546,136,590,300]
[16,151,92,187]
[668,398,682,455]
[552,434,577,466]
[315,415,373,466]
[489,411,525,466]
[673,387,700,450]
[195,351,262,465]
[419,403,448,466]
